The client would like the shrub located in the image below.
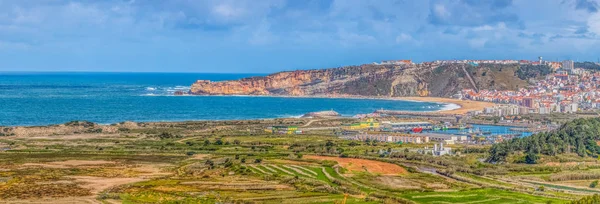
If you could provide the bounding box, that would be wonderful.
[591,180,599,188]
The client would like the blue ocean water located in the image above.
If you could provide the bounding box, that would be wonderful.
[0,72,446,126]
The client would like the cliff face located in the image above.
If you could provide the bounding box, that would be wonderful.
[190,63,530,97]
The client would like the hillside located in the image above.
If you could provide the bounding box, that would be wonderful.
[190,63,544,97]
[488,117,600,164]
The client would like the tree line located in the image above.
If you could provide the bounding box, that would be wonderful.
[487,117,600,163]
[515,64,552,80]
[575,61,600,70]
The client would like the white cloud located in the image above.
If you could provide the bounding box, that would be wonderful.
[212,3,244,19]
[588,12,600,35]
[395,33,413,43]
[468,38,487,48]
[473,22,507,32]
[433,4,450,19]
[248,20,278,45]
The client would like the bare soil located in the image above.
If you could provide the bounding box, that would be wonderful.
[21,160,116,169]
[70,176,146,194]
[304,155,407,175]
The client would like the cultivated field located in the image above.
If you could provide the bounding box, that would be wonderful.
[0,119,585,203]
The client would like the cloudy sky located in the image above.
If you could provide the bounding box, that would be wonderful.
[1,0,600,73]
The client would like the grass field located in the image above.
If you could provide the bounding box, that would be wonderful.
[401,189,568,204]
[0,119,589,203]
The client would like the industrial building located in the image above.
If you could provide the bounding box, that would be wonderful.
[342,118,380,130]
[382,121,432,131]
[353,132,429,144]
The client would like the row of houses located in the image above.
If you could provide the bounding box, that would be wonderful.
[353,132,429,144]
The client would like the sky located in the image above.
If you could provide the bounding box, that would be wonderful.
[1,0,600,73]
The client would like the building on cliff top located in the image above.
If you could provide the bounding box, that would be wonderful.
[373,60,413,65]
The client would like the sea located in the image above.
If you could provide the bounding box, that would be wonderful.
[0,72,451,126]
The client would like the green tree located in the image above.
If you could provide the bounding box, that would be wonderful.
[525,151,539,164]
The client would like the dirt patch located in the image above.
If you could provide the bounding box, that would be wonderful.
[132,163,172,177]
[304,155,407,175]
[377,176,421,189]
[70,176,145,194]
[271,159,317,165]
[22,160,116,169]
[3,197,100,204]
[191,154,210,160]
[545,162,584,167]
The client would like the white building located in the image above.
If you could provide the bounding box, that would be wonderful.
[562,60,574,70]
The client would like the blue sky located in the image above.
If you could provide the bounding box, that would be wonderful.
[1,0,600,73]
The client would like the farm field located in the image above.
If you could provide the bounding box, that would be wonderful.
[0,119,593,203]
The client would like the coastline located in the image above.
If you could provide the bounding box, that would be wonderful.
[396,97,494,114]
[182,93,488,114]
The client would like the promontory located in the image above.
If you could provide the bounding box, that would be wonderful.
[189,62,548,98]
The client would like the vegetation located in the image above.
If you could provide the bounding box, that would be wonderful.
[516,64,552,80]
[590,180,598,188]
[0,118,591,203]
[575,62,600,70]
[488,118,600,163]
[571,194,600,204]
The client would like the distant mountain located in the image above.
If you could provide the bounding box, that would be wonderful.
[189,63,547,97]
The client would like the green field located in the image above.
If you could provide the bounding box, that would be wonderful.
[401,189,567,204]
[0,119,590,203]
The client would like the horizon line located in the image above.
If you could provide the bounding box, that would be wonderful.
[0,70,271,75]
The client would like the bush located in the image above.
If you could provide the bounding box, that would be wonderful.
[525,152,539,164]
[591,180,599,188]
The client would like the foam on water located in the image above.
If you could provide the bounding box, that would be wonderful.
[440,103,461,111]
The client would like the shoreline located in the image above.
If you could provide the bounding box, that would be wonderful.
[396,97,495,114]
[181,94,492,114]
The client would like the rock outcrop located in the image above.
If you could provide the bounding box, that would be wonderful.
[190,63,532,97]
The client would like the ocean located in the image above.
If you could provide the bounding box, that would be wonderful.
[0,72,448,126]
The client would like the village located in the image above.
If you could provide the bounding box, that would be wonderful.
[264,115,535,157]
[455,60,600,116]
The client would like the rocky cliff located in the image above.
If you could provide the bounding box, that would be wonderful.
[190,63,533,97]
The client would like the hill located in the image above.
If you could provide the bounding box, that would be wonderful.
[488,117,600,164]
[190,63,549,97]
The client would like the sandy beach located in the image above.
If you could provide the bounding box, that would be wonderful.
[181,94,493,115]
[397,97,495,114]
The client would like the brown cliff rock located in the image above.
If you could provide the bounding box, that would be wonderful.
[190,63,531,97]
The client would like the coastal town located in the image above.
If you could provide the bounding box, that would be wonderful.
[375,58,600,116]
[183,57,600,150]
